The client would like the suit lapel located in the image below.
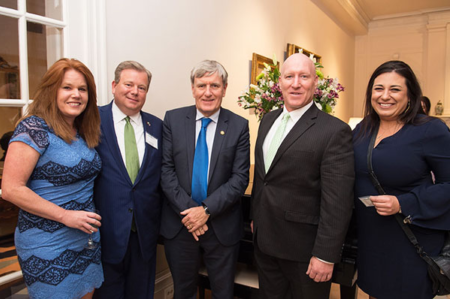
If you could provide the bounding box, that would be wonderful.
[185,106,197,184]
[209,109,229,181]
[256,109,282,177]
[101,103,130,182]
[267,104,318,173]
[135,112,156,184]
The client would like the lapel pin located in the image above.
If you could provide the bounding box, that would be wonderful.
[147,121,151,126]
[220,131,225,135]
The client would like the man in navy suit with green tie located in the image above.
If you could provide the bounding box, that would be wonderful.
[94,61,163,299]
[160,60,250,299]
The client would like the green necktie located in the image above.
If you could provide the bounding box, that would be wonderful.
[124,116,140,183]
[265,113,290,173]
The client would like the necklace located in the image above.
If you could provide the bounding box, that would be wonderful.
[376,122,403,142]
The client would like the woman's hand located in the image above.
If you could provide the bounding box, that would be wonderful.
[61,210,102,234]
[370,195,401,216]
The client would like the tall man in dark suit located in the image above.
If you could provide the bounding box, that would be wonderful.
[94,61,163,299]
[160,60,250,299]
[251,53,355,298]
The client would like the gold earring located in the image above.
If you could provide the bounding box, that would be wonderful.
[404,101,411,113]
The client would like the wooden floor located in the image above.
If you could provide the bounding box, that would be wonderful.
[199,285,450,299]
[198,283,369,299]
[2,237,450,299]
[0,236,20,278]
[0,234,24,299]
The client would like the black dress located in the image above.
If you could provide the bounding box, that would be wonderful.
[353,118,450,299]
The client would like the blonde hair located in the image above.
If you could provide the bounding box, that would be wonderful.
[114,60,152,89]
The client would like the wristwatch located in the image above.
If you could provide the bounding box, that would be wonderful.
[203,204,211,216]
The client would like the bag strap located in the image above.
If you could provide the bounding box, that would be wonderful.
[366,126,386,196]
[366,126,436,267]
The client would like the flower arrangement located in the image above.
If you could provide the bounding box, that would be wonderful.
[237,56,283,121]
[238,53,345,120]
[313,59,345,114]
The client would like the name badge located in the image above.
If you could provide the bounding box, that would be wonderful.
[145,132,158,149]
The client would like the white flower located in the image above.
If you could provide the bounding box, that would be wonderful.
[254,94,261,103]
[273,54,278,66]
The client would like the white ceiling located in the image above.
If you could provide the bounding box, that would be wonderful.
[358,0,450,20]
[312,0,450,35]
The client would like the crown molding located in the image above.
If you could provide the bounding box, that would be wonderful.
[311,0,450,36]
[310,0,369,35]
[372,7,450,21]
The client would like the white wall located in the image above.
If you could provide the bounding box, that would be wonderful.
[354,11,450,117]
[101,1,356,286]
[103,0,356,164]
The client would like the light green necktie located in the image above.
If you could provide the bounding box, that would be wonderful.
[124,116,140,183]
[265,113,290,173]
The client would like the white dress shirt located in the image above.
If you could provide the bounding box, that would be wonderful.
[263,101,314,161]
[195,109,220,182]
[112,101,145,167]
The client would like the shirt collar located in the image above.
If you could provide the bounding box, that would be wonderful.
[282,100,314,123]
[112,101,141,124]
[195,108,220,123]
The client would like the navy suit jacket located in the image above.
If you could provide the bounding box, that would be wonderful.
[94,101,163,264]
[160,106,250,246]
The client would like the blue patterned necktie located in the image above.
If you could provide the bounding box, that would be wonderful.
[191,117,213,205]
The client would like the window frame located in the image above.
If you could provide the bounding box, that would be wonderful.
[0,0,67,111]
[0,0,108,111]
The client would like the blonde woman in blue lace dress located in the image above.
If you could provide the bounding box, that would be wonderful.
[1,58,103,299]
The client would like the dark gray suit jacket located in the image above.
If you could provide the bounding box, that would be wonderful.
[160,106,250,246]
[251,104,355,263]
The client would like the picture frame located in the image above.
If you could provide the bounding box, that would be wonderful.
[251,53,279,85]
[286,43,321,63]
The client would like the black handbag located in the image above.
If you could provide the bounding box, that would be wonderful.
[367,126,450,296]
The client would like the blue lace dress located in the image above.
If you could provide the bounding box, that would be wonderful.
[11,116,104,299]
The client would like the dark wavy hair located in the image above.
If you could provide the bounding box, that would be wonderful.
[421,96,431,115]
[355,60,429,141]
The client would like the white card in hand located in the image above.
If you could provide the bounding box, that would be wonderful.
[359,196,374,207]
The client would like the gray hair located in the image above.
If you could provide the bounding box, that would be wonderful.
[190,60,228,85]
[114,60,152,88]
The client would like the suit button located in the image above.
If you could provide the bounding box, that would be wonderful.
[128,208,133,213]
